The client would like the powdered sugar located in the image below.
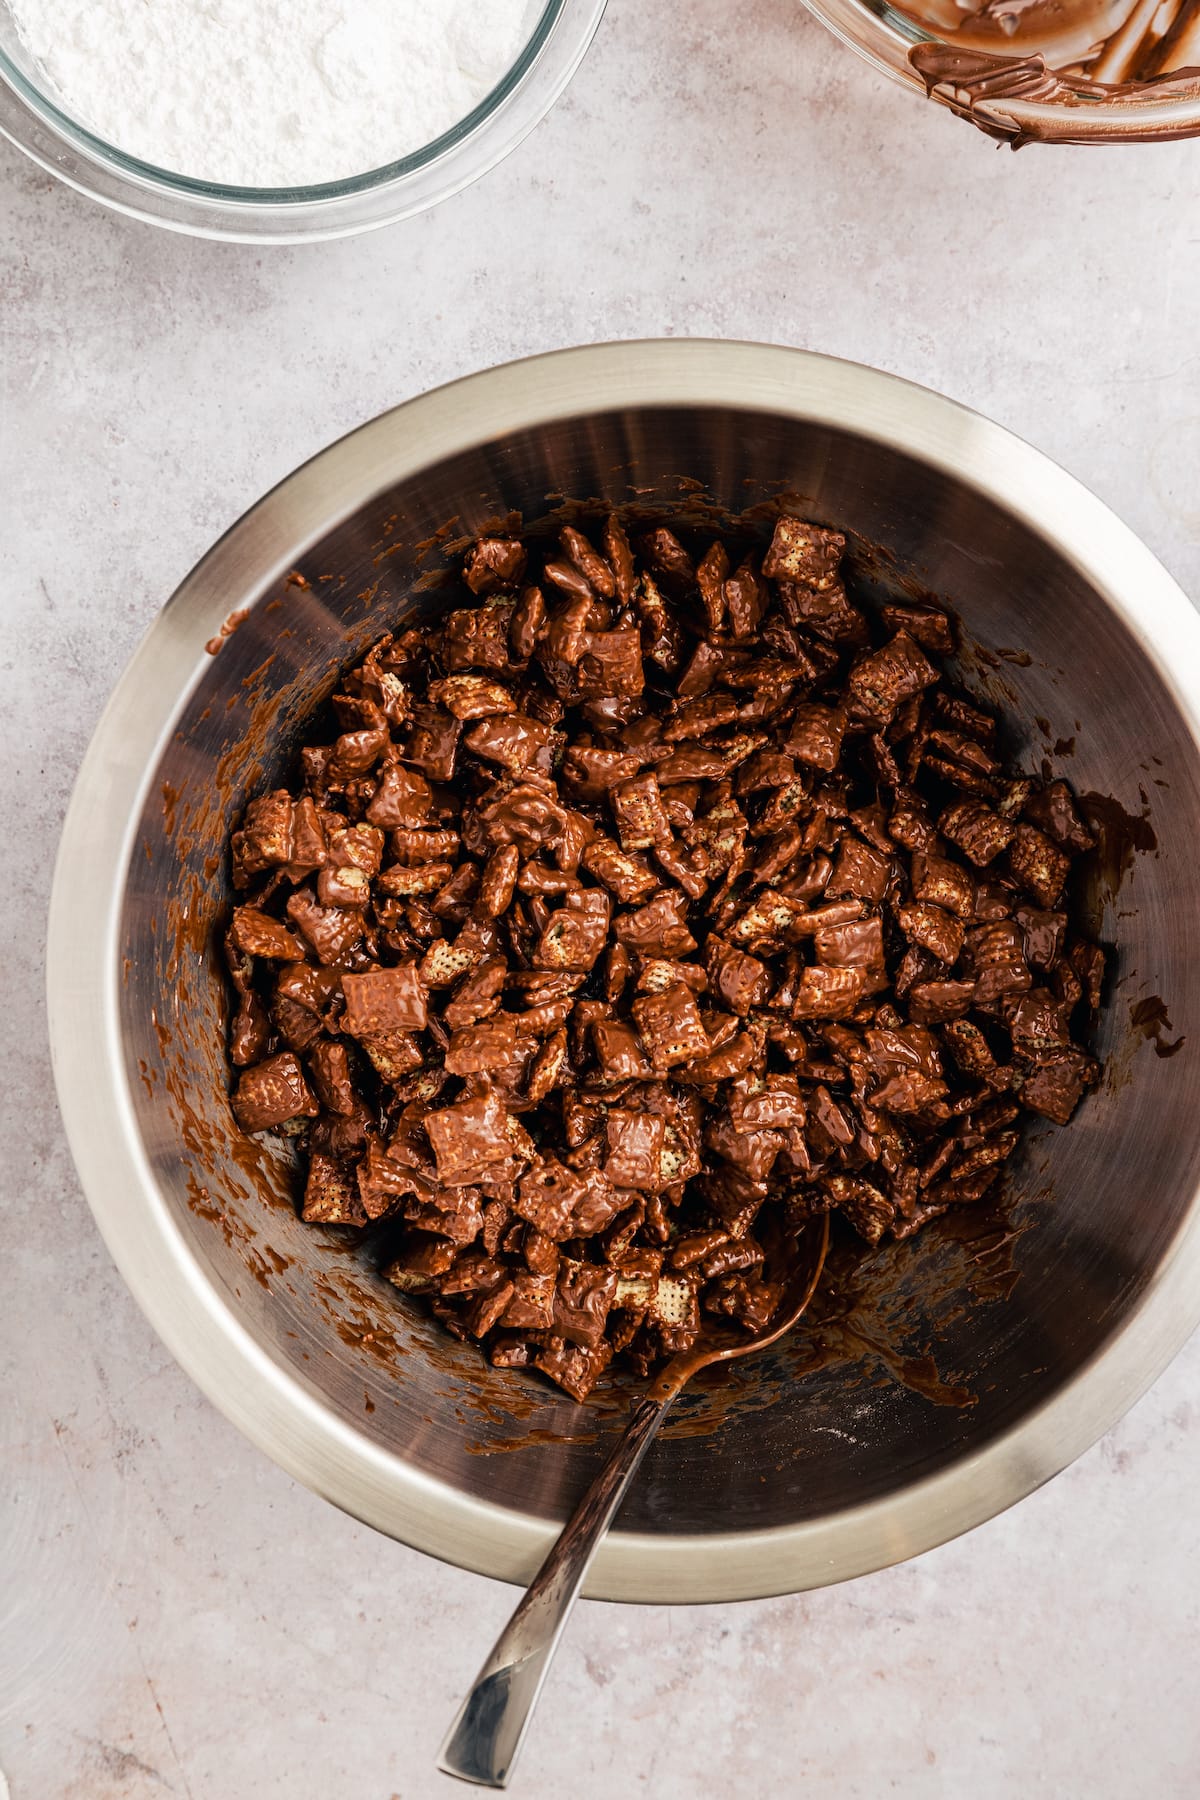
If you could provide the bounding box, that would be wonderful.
[8,0,538,188]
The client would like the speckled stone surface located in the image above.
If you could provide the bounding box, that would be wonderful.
[3,2,1200,1795]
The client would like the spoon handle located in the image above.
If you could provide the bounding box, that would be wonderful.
[438,1389,672,1788]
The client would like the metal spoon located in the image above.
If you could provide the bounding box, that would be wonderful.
[438,1215,830,1788]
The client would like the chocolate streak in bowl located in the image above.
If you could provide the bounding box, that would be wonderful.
[49,345,1200,1602]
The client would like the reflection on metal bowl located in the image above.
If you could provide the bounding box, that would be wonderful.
[48,341,1200,1603]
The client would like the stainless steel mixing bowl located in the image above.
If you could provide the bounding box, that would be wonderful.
[48,341,1200,1604]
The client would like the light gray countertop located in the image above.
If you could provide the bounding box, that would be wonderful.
[3,2,1199,1795]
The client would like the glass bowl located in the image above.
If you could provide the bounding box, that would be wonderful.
[802,0,1200,143]
[0,0,607,241]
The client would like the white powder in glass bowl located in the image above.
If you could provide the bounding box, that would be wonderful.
[6,0,540,187]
